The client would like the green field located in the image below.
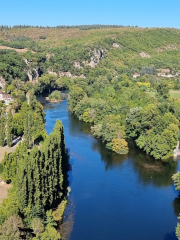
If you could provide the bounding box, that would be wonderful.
[147,91,180,99]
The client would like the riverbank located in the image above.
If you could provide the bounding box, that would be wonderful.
[42,99,179,240]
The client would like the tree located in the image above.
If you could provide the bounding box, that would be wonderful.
[156,82,170,99]
[0,215,24,239]
[0,106,6,147]
[31,218,44,236]
[112,138,128,154]
[38,226,60,240]
[7,108,13,147]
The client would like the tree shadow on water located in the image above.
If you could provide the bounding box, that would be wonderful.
[173,197,180,217]
[164,231,177,240]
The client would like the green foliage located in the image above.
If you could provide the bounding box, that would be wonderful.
[176,215,180,240]
[0,188,19,225]
[172,172,180,191]
[7,108,13,147]
[53,199,67,221]
[126,106,179,159]
[0,50,26,82]
[31,218,44,236]
[34,226,60,240]
[156,82,170,99]
[0,105,6,147]
[16,120,68,216]
[111,138,128,154]
[0,215,24,239]
[49,90,62,101]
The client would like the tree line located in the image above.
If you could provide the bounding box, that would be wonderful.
[0,93,69,239]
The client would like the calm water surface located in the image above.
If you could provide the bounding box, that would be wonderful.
[41,99,180,240]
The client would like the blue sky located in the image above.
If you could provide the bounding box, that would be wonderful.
[0,0,179,28]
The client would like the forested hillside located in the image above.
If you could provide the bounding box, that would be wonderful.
[1,26,180,158]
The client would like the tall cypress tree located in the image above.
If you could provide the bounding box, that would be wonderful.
[16,120,69,216]
[0,107,6,147]
[24,112,34,148]
[7,108,13,147]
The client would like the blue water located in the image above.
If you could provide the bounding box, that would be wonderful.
[42,99,180,240]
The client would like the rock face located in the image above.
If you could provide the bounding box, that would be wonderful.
[156,44,178,53]
[139,52,151,58]
[27,68,41,81]
[74,61,83,69]
[0,76,5,88]
[86,49,104,68]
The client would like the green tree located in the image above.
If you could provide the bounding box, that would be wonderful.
[0,215,24,239]
[7,108,13,147]
[156,82,170,99]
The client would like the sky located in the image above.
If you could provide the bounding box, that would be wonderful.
[0,0,179,28]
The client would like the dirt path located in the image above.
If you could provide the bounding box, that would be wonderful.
[0,180,11,204]
[0,136,21,162]
[0,145,16,162]
[0,45,35,53]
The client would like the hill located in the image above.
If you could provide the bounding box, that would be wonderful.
[0,26,180,83]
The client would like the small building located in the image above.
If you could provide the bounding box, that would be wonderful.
[157,73,166,77]
[157,73,174,78]
[133,73,140,78]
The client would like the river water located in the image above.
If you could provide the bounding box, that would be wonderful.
[41,99,180,240]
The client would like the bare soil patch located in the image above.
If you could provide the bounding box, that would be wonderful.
[0,146,15,162]
[0,45,35,53]
[0,181,11,204]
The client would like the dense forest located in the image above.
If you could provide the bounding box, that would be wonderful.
[1,26,180,239]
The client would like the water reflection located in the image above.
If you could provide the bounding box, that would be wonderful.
[129,141,178,187]
[42,98,180,240]
[164,232,177,240]
[92,140,127,170]
[68,112,178,185]
[68,113,91,136]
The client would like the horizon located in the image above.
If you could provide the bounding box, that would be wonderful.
[1,0,179,29]
[1,25,180,30]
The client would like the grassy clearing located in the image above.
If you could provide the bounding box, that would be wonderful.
[147,91,180,99]
[170,91,180,99]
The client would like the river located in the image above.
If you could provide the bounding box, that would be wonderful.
[40,98,180,240]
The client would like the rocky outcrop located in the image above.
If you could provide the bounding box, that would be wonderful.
[84,48,104,68]
[174,141,180,158]
[139,52,151,58]
[0,76,5,88]
[59,71,85,79]
[74,61,83,69]
[27,68,41,81]
[156,44,178,53]
[23,58,32,65]
[47,69,57,76]
[27,70,33,81]
[112,43,122,49]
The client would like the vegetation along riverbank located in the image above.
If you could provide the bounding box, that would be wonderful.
[1,25,180,238]
[0,90,69,239]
